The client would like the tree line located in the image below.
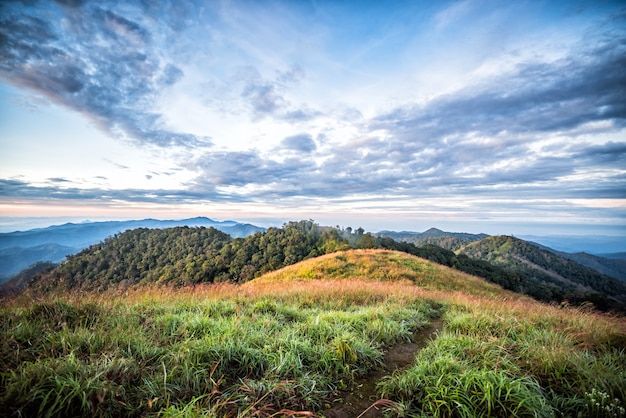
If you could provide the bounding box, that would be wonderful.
[26,220,625,312]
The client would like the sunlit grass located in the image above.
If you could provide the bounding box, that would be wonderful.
[1,249,625,417]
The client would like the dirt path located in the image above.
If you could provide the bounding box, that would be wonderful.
[320,318,444,418]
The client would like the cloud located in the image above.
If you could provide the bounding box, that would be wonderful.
[0,177,212,204]
[0,0,207,147]
[280,134,316,153]
[46,177,71,183]
[0,0,624,228]
[377,30,626,138]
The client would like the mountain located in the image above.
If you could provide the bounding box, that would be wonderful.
[22,220,334,291]
[18,220,623,313]
[600,252,626,260]
[553,251,626,282]
[376,227,488,251]
[0,217,261,249]
[2,249,624,418]
[457,235,626,310]
[0,217,265,283]
[0,243,76,281]
[518,234,626,255]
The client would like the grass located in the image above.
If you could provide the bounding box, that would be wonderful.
[1,249,625,417]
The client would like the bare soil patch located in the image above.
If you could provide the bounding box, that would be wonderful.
[321,318,443,418]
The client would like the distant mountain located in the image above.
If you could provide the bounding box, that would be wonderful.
[376,227,488,251]
[554,251,626,282]
[0,217,265,283]
[518,234,626,255]
[0,243,75,281]
[599,252,626,261]
[457,235,626,311]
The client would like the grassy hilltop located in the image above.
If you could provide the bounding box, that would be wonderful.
[1,249,625,417]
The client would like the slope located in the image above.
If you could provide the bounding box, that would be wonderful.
[0,243,75,281]
[2,250,625,418]
[556,251,626,282]
[376,227,488,251]
[23,220,339,292]
[458,235,626,310]
[0,218,264,284]
[249,249,509,299]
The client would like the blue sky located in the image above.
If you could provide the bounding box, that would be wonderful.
[0,0,625,235]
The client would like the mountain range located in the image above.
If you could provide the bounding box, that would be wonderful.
[0,217,264,282]
[4,220,623,314]
[377,228,626,283]
[2,220,626,311]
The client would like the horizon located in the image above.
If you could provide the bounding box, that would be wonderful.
[1,1,625,234]
[1,215,624,238]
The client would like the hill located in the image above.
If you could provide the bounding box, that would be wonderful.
[23,220,342,292]
[0,243,75,281]
[458,235,626,310]
[2,250,624,417]
[376,227,488,251]
[20,221,626,313]
[555,251,626,282]
[0,217,264,283]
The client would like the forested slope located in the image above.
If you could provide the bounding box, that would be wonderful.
[26,221,348,291]
[23,221,626,312]
[458,235,626,310]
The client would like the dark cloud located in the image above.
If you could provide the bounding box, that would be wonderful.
[46,177,71,183]
[574,141,626,164]
[54,0,86,7]
[280,134,316,153]
[242,82,286,115]
[0,178,219,203]
[281,108,322,122]
[0,0,205,147]
[345,30,626,199]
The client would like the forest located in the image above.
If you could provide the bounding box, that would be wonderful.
[26,220,626,313]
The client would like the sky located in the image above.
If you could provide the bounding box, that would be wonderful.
[0,0,625,235]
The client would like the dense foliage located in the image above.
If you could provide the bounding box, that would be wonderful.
[29,221,333,291]
[25,221,626,312]
[458,236,626,311]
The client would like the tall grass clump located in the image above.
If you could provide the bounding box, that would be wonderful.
[0,274,443,417]
[380,295,626,418]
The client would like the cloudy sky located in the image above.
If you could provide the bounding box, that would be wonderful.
[1,0,625,235]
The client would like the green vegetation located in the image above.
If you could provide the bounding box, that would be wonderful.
[1,259,441,417]
[458,236,626,310]
[2,250,625,417]
[26,220,350,291]
[22,220,626,312]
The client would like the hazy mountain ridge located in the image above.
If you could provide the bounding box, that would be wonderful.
[457,235,626,309]
[552,251,626,282]
[0,217,264,283]
[0,243,77,280]
[11,221,624,313]
[376,228,488,251]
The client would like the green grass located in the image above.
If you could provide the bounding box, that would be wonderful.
[1,249,625,417]
[0,272,441,417]
[379,300,626,418]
